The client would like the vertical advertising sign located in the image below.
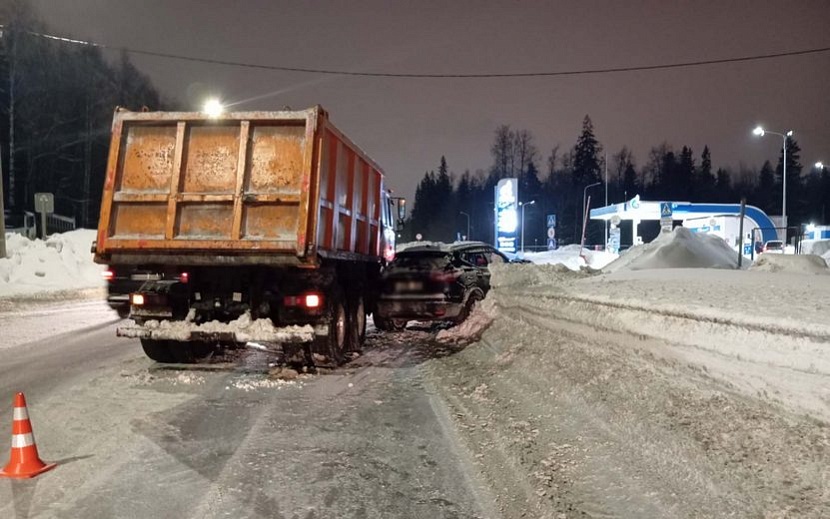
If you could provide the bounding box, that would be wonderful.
[546,214,557,250]
[495,178,519,254]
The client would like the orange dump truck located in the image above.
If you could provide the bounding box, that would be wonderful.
[94,106,403,365]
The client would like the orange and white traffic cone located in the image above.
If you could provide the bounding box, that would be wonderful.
[0,392,57,479]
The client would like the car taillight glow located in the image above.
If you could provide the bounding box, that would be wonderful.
[102,269,114,281]
[131,294,145,306]
[304,294,321,308]
[384,246,396,263]
[179,272,189,283]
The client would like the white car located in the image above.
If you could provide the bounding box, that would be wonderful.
[762,240,785,254]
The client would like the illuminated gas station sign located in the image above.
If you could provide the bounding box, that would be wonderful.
[495,178,518,254]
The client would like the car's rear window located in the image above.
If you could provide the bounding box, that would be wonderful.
[766,242,783,249]
[392,252,451,269]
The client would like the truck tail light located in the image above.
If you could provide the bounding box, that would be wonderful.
[384,245,396,263]
[131,294,145,306]
[179,272,189,284]
[284,293,324,310]
[102,269,114,281]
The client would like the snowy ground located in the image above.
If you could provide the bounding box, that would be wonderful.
[0,230,104,297]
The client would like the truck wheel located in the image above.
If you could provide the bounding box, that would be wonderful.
[170,341,215,364]
[140,339,176,363]
[312,291,347,366]
[347,295,367,353]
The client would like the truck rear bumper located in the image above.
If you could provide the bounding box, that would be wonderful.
[116,319,317,344]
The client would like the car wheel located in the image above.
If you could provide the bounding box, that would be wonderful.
[454,291,483,325]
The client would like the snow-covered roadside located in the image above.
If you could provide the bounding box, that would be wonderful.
[0,230,104,297]
[521,244,617,271]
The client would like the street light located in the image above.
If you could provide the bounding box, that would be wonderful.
[753,126,793,232]
[459,211,470,241]
[203,98,225,118]
[520,200,535,253]
[815,161,824,170]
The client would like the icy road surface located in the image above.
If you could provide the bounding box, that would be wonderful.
[0,301,496,519]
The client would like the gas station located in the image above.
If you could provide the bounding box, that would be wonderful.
[589,196,779,254]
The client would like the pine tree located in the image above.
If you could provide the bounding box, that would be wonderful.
[572,115,602,187]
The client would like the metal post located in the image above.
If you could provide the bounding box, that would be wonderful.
[782,136,787,239]
[459,211,470,241]
[579,195,592,257]
[737,198,746,269]
[604,152,608,248]
[0,147,6,258]
[521,204,525,252]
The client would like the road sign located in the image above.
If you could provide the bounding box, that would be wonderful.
[34,193,54,214]
[546,214,557,250]
[660,202,673,233]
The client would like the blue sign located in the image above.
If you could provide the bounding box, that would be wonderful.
[495,178,519,254]
[546,214,557,250]
[547,214,556,227]
[660,202,673,218]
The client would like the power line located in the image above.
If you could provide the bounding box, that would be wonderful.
[6,25,830,78]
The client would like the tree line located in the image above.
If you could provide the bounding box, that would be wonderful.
[1,0,168,227]
[406,115,830,248]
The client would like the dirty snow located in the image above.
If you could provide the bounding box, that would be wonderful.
[0,229,104,297]
[801,239,830,257]
[604,226,740,272]
[436,298,497,344]
[123,311,315,343]
[750,253,830,274]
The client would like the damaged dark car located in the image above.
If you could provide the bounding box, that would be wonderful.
[374,241,508,330]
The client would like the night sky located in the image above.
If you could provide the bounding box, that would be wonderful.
[31,0,830,204]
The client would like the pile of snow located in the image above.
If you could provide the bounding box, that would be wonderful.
[603,227,739,272]
[801,239,830,258]
[522,244,617,271]
[0,230,104,297]
[436,298,497,345]
[750,254,830,275]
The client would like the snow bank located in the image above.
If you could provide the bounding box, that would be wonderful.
[0,230,104,297]
[750,254,830,275]
[603,227,739,272]
[436,298,496,344]
[522,246,617,271]
[801,239,830,258]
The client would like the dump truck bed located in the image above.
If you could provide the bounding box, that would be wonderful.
[95,106,388,266]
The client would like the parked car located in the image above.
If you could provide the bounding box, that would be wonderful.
[762,240,785,254]
[102,265,165,318]
[374,241,509,330]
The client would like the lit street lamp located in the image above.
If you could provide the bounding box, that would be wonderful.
[815,161,824,170]
[520,200,535,253]
[203,98,225,118]
[753,126,793,232]
[459,211,470,240]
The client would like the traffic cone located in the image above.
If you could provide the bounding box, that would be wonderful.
[0,393,57,479]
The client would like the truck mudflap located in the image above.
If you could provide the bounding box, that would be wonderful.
[116,311,317,344]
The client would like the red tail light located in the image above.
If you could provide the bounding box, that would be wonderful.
[431,272,458,283]
[284,293,324,310]
[102,269,114,281]
[179,272,189,283]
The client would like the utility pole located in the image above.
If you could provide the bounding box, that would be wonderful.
[604,151,608,248]
[7,28,14,210]
[0,146,6,258]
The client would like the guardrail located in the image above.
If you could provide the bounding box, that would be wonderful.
[45,213,76,235]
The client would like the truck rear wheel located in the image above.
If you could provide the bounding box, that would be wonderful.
[347,295,366,353]
[140,339,176,363]
[311,290,347,366]
[170,341,215,364]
